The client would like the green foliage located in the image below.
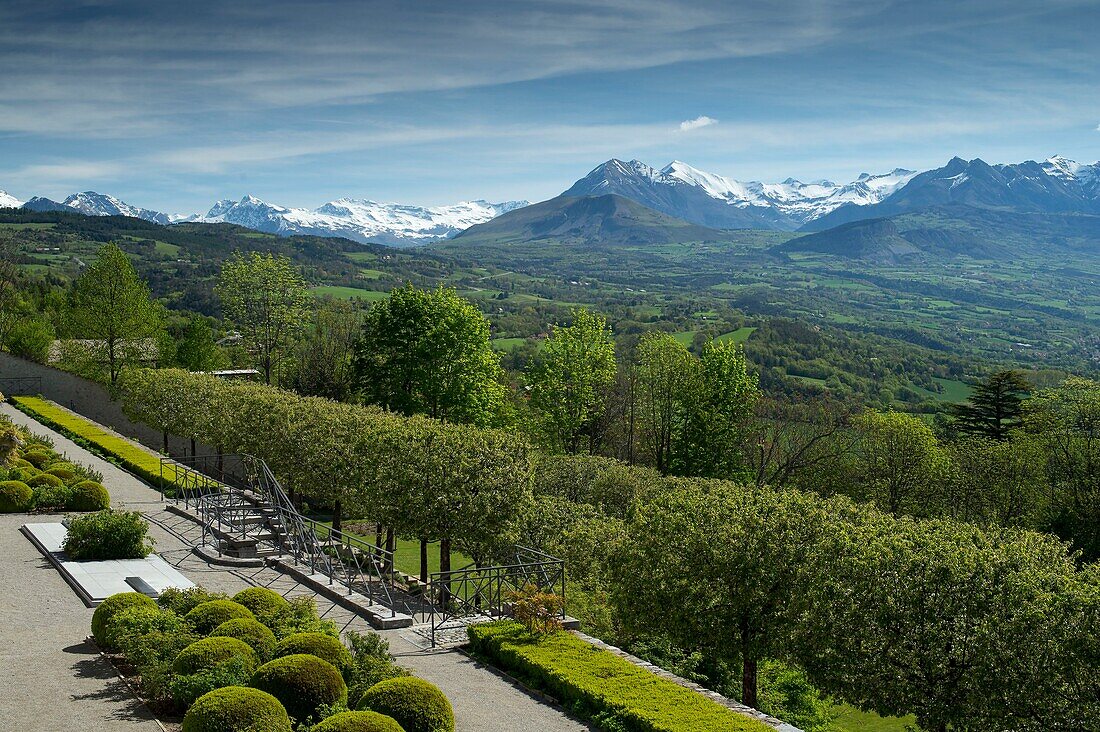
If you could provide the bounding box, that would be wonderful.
[274,632,354,680]
[185,600,256,634]
[755,661,834,732]
[467,621,769,732]
[44,463,80,482]
[6,316,54,362]
[21,449,52,468]
[66,480,111,511]
[211,618,278,660]
[215,251,309,383]
[170,657,255,708]
[0,479,32,512]
[532,453,662,519]
[63,510,152,560]
[507,583,565,635]
[353,283,506,426]
[27,471,64,488]
[309,710,405,732]
[159,587,231,616]
[251,654,348,723]
[104,605,194,657]
[174,636,259,676]
[110,606,200,704]
[181,686,292,732]
[849,410,948,516]
[175,316,224,372]
[951,370,1030,440]
[232,587,290,621]
[529,307,617,453]
[264,595,339,639]
[91,592,158,647]
[31,482,72,511]
[344,631,407,710]
[356,676,454,732]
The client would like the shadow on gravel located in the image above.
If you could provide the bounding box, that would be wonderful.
[70,650,156,722]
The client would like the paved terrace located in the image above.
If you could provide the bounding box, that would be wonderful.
[1,402,589,732]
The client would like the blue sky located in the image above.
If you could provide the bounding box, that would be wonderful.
[0,0,1097,214]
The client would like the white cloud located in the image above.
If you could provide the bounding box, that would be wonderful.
[679,116,718,132]
[1096,122,1100,131]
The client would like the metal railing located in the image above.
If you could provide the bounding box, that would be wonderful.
[427,546,566,646]
[0,376,42,396]
[161,453,399,616]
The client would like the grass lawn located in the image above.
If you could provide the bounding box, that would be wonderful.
[490,337,528,351]
[324,520,472,578]
[831,704,915,732]
[715,326,756,344]
[310,285,390,301]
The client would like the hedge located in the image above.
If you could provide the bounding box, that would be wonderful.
[91,592,158,647]
[0,479,33,512]
[211,618,278,659]
[11,397,202,493]
[357,676,454,732]
[467,621,772,732]
[311,710,406,732]
[174,637,259,676]
[185,600,255,634]
[182,686,292,732]
[251,654,347,723]
[63,510,152,560]
[274,632,354,680]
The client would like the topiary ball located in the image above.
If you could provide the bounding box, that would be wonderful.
[45,463,80,483]
[357,677,454,732]
[32,483,72,511]
[27,472,64,489]
[232,586,290,620]
[67,481,110,511]
[174,636,259,676]
[251,654,347,723]
[182,686,292,732]
[311,710,406,732]
[274,632,354,680]
[8,457,34,470]
[91,592,158,647]
[211,618,277,659]
[185,600,255,634]
[21,450,53,468]
[0,480,33,512]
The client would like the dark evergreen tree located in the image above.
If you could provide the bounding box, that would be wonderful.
[951,370,1030,440]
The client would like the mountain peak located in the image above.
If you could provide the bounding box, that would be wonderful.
[0,190,23,208]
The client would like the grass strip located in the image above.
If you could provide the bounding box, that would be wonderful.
[467,621,772,732]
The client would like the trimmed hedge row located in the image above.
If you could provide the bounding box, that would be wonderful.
[467,621,771,732]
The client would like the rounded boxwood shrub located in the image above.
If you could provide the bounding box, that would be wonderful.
[9,457,34,470]
[21,449,53,468]
[0,480,33,512]
[91,592,158,646]
[182,686,292,732]
[212,618,277,659]
[232,586,290,620]
[251,654,347,723]
[274,632,354,679]
[186,599,255,634]
[32,483,72,511]
[174,636,259,675]
[357,677,454,732]
[28,472,64,488]
[45,463,80,483]
[67,481,110,511]
[311,710,406,732]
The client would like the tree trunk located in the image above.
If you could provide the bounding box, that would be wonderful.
[741,627,758,709]
[332,499,342,533]
[162,430,169,454]
[419,539,429,584]
[440,537,452,605]
[190,437,196,457]
[385,528,395,574]
[374,523,383,550]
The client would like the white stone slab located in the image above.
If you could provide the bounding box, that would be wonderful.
[21,522,195,606]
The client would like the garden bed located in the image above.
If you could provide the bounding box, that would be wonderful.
[467,620,777,732]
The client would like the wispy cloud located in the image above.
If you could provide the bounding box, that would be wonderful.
[679,116,718,132]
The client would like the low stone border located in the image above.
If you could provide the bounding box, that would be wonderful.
[571,630,803,732]
[269,557,414,630]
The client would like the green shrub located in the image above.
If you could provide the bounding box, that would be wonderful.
[32,483,72,511]
[174,636,259,675]
[357,677,454,732]
[9,457,34,470]
[251,654,348,723]
[170,657,255,708]
[211,618,278,659]
[0,480,33,512]
[467,621,772,732]
[265,595,339,639]
[45,463,80,483]
[105,605,192,652]
[274,632,354,680]
[63,510,152,560]
[233,587,290,621]
[182,686,292,732]
[345,631,407,709]
[21,449,52,468]
[310,710,406,732]
[27,471,64,488]
[112,612,200,704]
[91,592,158,646]
[8,467,37,483]
[67,480,111,511]
[186,600,255,634]
[159,586,230,616]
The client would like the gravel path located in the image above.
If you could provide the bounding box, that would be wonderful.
[2,402,589,732]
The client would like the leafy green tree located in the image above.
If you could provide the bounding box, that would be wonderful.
[529,308,616,453]
[174,316,223,372]
[353,284,505,426]
[951,370,1030,440]
[634,332,698,473]
[68,243,163,384]
[674,340,759,479]
[287,299,361,401]
[6,316,54,362]
[215,251,309,384]
[614,479,833,709]
[850,410,947,516]
[943,435,1048,527]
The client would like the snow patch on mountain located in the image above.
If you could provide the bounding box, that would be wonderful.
[0,190,23,209]
[62,191,172,224]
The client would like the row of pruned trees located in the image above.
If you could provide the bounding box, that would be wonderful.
[116,368,532,580]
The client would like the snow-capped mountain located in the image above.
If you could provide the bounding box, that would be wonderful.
[563,159,916,230]
[0,190,23,209]
[61,191,173,224]
[201,196,528,246]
